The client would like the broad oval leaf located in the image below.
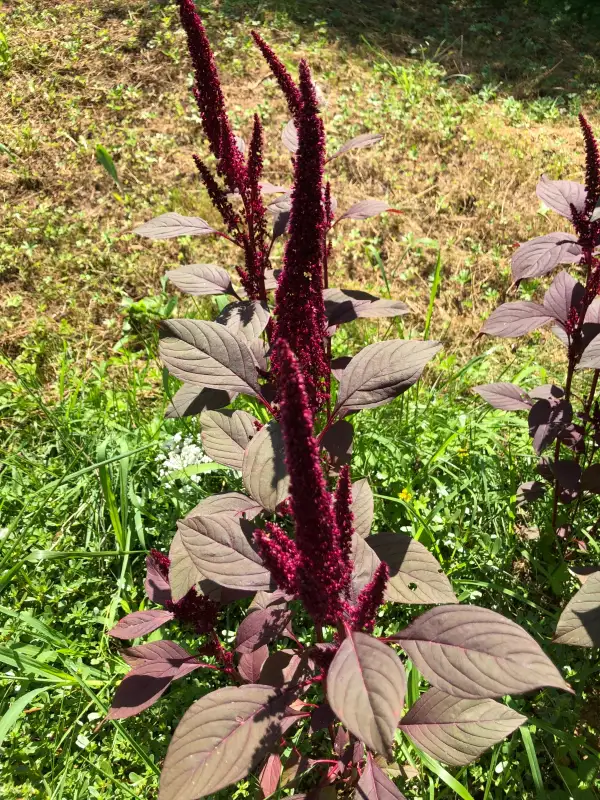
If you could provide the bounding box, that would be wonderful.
[120,640,192,669]
[166,264,235,296]
[354,752,407,800]
[543,271,584,325]
[368,533,457,604]
[399,687,526,766]
[134,213,216,239]
[177,513,272,592]
[185,492,262,520]
[582,463,600,493]
[351,478,374,539]
[108,609,174,639]
[472,382,531,411]
[329,132,384,162]
[165,385,234,419]
[282,119,298,153]
[481,302,553,338]
[145,554,171,606]
[235,606,292,654]
[336,340,441,415]
[528,398,572,454]
[158,685,293,800]
[323,288,408,326]
[216,300,270,340]
[260,753,282,798]
[321,419,354,470]
[108,656,203,720]
[536,175,587,220]
[516,481,546,505]
[392,604,570,698]
[169,529,202,602]
[577,333,600,370]
[159,319,260,397]
[339,199,390,221]
[511,233,581,282]
[242,420,290,512]
[200,410,258,470]
[327,632,406,757]
[351,535,381,599]
[238,645,269,683]
[554,571,600,647]
[258,650,311,688]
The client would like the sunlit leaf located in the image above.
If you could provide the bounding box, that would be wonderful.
[392,605,571,698]
[327,631,406,756]
[554,571,600,647]
[158,685,293,800]
[399,687,526,766]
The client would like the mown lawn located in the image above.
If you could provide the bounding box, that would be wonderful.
[1,0,600,798]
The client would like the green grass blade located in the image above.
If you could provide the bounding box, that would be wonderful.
[424,248,442,339]
[0,685,49,746]
[520,725,546,797]
[417,749,476,800]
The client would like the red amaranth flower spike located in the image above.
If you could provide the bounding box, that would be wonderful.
[251,31,302,116]
[277,340,349,624]
[579,114,600,217]
[149,548,170,578]
[253,522,299,595]
[179,0,247,193]
[350,562,389,633]
[271,61,329,411]
[193,155,242,235]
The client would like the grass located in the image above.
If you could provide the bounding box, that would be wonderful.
[2,0,600,797]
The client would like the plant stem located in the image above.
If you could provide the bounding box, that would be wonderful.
[551,362,575,532]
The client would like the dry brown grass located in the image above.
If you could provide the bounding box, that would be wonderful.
[0,0,598,380]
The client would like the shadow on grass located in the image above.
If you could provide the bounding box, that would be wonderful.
[219,0,600,97]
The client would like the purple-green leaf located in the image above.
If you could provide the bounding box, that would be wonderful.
[200,410,258,470]
[177,513,272,592]
[108,609,174,639]
[543,271,585,325]
[368,533,457,604]
[323,288,408,326]
[354,751,407,799]
[339,200,390,221]
[107,655,203,720]
[351,535,381,599]
[165,385,234,419]
[158,685,293,800]
[145,554,171,606]
[516,481,546,505]
[554,571,600,647]
[159,319,260,397]
[399,687,526,766]
[120,640,192,669]
[242,420,290,513]
[577,333,600,370]
[536,175,587,220]
[582,464,600,493]
[238,645,269,683]
[335,340,441,415]
[327,631,406,757]
[320,419,354,470]
[259,753,281,798]
[351,478,374,539]
[391,604,571,698]
[329,132,384,162]
[481,302,553,338]
[528,398,572,454]
[511,233,581,282]
[185,492,262,520]
[235,606,292,654]
[135,213,217,239]
[282,119,298,153]
[472,383,531,411]
[216,301,270,340]
[166,264,235,296]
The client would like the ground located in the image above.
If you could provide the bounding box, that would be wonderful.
[1,0,600,798]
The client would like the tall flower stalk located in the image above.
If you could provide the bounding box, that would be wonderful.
[116,5,568,798]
